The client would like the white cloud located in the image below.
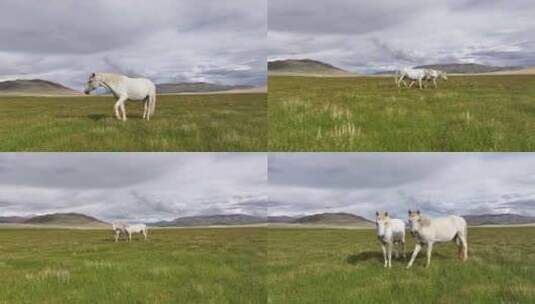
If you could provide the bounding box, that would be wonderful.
[0,0,266,89]
[268,153,535,219]
[269,0,535,73]
[0,153,267,223]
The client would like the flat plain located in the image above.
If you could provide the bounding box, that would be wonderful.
[0,93,266,151]
[269,75,535,151]
[0,227,266,304]
[267,226,535,304]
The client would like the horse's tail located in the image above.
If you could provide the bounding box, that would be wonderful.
[149,91,156,116]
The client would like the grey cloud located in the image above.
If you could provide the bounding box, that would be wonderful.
[0,0,266,88]
[269,153,535,219]
[269,153,456,190]
[500,199,535,209]
[269,0,535,73]
[269,0,432,35]
[0,153,267,223]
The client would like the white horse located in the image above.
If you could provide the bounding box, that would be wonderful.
[84,73,156,121]
[124,224,148,241]
[424,69,448,88]
[406,210,468,268]
[112,222,128,242]
[396,68,427,89]
[375,211,406,268]
[396,68,448,89]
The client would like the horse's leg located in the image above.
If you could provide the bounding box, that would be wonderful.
[387,242,392,268]
[418,78,423,89]
[120,101,127,121]
[401,239,406,258]
[143,98,148,120]
[114,96,126,120]
[407,243,421,268]
[425,242,433,267]
[381,243,387,268]
[433,78,438,88]
[460,236,468,261]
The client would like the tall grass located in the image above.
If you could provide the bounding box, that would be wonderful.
[267,227,535,303]
[0,93,266,151]
[0,228,266,303]
[269,75,535,151]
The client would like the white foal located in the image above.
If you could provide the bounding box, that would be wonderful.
[375,211,406,268]
[406,210,468,268]
[84,73,156,121]
[112,222,127,242]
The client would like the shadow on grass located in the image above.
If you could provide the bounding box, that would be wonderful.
[346,250,454,266]
[346,251,383,264]
[87,113,145,121]
[87,114,107,121]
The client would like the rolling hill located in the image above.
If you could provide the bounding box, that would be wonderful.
[0,216,28,224]
[156,82,254,94]
[150,214,266,227]
[463,213,535,226]
[486,67,535,75]
[267,216,297,223]
[22,213,108,227]
[0,79,81,95]
[293,212,374,226]
[414,63,522,74]
[268,59,353,76]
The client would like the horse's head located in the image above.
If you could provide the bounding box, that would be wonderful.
[375,211,390,239]
[407,209,423,233]
[84,73,99,95]
[440,71,448,81]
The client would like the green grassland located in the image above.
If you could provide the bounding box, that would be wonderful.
[269,75,535,151]
[0,93,266,151]
[267,227,535,304]
[0,228,266,304]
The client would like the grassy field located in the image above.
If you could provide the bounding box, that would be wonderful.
[267,227,535,303]
[0,93,266,151]
[269,75,535,151]
[0,227,266,304]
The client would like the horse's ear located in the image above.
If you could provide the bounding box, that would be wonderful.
[385,212,388,217]
[91,72,95,78]
[376,211,379,216]
[416,210,420,215]
[408,209,411,215]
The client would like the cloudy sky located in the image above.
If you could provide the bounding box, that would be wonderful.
[0,0,266,89]
[0,153,267,223]
[269,0,535,73]
[269,153,535,219]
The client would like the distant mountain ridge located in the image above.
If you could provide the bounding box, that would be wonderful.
[268,59,352,75]
[463,213,535,226]
[0,79,81,95]
[3,212,533,228]
[150,214,266,227]
[0,216,29,224]
[156,82,254,94]
[293,212,374,226]
[414,63,522,74]
[23,213,108,226]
